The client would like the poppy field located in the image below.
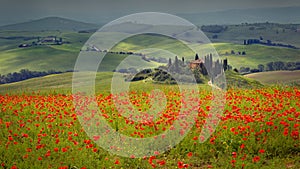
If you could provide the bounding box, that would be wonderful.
[0,86,299,168]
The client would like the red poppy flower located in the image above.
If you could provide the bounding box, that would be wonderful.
[252,156,260,163]
[114,159,120,165]
[259,149,265,154]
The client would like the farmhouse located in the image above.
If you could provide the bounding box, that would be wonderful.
[41,36,56,43]
[189,59,204,69]
[18,44,31,48]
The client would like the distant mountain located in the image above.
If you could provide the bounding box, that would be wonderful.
[178,6,300,25]
[0,17,99,31]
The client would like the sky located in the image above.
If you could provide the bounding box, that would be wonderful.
[1,0,300,25]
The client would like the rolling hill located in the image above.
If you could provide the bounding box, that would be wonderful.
[244,70,300,85]
[0,17,299,78]
[0,17,99,31]
[0,33,299,75]
[205,23,300,48]
[0,70,263,94]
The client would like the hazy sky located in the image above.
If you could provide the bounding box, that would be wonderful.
[1,0,300,25]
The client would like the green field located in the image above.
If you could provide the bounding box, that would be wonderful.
[0,16,300,169]
[0,19,300,76]
[0,73,299,168]
[245,70,300,85]
[214,43,300,69]
[1,32,299,75]
[206,23,300,47]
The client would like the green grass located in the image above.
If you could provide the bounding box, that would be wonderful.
[0,70,263,95]
[0,29,299,75]
[0,71,181,94]
[207,23,300,47]
[225,70,263,88]
[214,43,300,69]
[0,82,299,168]
[244,70,300,85]
[0,72,112,94]
[0,21,300,169]
[0,46,78,74]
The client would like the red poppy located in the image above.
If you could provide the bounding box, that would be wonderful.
[11,165,18,169]
[61,147,68,152]
[252,156,260,163]
[178,161,189,168]
[232,152,237,158]
[187,152,193,157]
[114,159,120,165]
[54,147,59,152]
[240,144,245,149]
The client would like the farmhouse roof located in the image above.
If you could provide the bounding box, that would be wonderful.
[190,59,204,64]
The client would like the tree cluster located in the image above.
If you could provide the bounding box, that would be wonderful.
[125,53,230,84]
[225,50,246,56]
[244,39,298,49]
[201,25,228,33]
[0,69,73,84]
[239,61,300,74]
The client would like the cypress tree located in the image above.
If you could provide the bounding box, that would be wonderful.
[195,53,199,60]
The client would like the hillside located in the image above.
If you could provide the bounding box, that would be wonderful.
[0,31,88,74]
[245,70,300,85]
[0,19,300,75]
[0,72,179,94]
[0,17,98,31]
[204,23,300,48]
[0,34,299,74]
[214,43,300,69]
[0,72,113,94]
[0,70,264,94]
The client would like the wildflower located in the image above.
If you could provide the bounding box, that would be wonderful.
[114,159,120,165]
[252,156,260,163]
[232,152,237,158]
[240,144,245,149]
[54,147,59,152]
[178,161,188,168]
[61,147,68,152]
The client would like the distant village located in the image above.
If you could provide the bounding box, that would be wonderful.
[18,36,69,48]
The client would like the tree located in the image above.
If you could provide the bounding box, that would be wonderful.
[258,64,265,72]
[212,34,218,39]
[195,53,199,60]
[273,61,285,70]
[240,67,250,73]
[259,36,263,40]
[266,62,274,71]
[168,58,172,68]
[223,58,228,71]
[182,57,185,64]
[193,68,205,83]
[250,68,260,73]
[174,56,179,73]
